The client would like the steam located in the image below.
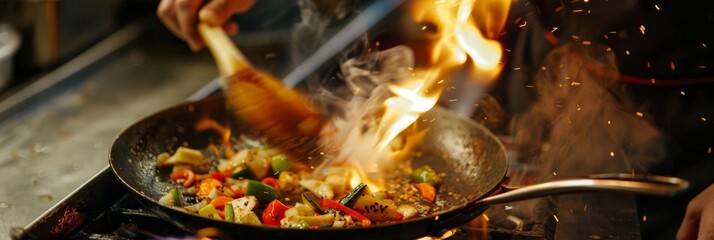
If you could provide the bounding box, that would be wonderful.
[290,0,360,68]
[315,46,415,179]
[511,42,666,180]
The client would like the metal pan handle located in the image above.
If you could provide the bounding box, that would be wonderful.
[481,174,689,205]
[427,174,688,237]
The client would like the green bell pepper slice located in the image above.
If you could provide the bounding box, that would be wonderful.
[410,165,441,185]
[245,180,280,203]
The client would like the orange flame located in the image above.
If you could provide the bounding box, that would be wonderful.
[412,0,509,79]
[340,0,510,190]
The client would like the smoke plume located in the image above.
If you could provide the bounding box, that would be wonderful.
[511,42,666,180]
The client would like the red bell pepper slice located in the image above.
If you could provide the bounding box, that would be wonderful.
[211,171,232,182]
[217,209,226,220]
[321,199,371,227]
[170,169,196,188]
[229,185,245,198]
[261,177,281,190]
[262,199,291,226]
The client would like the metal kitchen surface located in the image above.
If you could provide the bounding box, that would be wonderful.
[0,19,217,238]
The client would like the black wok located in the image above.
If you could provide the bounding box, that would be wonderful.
[109,96,688,240]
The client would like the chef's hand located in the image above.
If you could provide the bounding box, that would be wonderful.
[677,183,714,240]
[157,0,256,51]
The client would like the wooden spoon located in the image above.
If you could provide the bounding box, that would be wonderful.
[197,23,324,158]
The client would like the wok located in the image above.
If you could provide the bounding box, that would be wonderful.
[109,96,688,240]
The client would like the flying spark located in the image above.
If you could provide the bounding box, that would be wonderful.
[654,5,660,10]
[610,152,615,157]
[640,25,646,34]
[636,112,644,117]
[702,117,707,122]
[680,91,686,96]
[553,215,560,222]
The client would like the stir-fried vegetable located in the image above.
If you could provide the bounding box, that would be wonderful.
[224,203,235,222]
[198,204,221,220]
[170,169,196,188]
[321,199,371,227]
[158,147,210,168]
[155,139,441,229]
[158,188,182,207]
[301,192,328,214]
[339,183,367,207]
[350,192,403,222]
[245,180,280,203]
[410,165,441,185]
[197,178,223,199]
[270,154,292,173]
[263,199,291,226]
[413,183,436,203]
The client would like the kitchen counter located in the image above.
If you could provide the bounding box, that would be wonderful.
[0,19,218,238]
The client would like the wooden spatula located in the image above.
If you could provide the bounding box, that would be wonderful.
[197,23,324,156]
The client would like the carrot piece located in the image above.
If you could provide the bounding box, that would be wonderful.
[413,183,436,203]
[211,196,234,210]
[261,177,281,190]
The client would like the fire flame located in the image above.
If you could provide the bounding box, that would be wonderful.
[412,0,509,78]
[331,0,510,190]
[385,0,511,154]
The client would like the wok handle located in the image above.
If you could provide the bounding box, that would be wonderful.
[481,174,689,205]
[426,174,688,237]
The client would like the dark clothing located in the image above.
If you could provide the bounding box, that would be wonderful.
[500,1,714,238]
